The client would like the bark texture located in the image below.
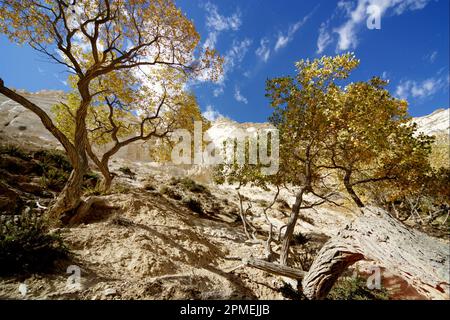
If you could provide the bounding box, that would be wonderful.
[280,189,305,265]
[302,206,450,300]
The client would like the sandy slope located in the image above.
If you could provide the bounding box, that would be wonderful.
[0,158,357,300]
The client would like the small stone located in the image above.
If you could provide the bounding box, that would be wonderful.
[103,288,117,296]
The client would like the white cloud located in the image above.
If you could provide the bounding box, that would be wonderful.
[202,2,242,50]
[204,2,241,32]
[425,50,438,63]
[53,73,68,87]
[275,14,311,52]
[200,3,248,97]
[203,32,218,50]
[224,39,252,72]
[328,0,433,52]
[396,76,448,100]
[393,0,430,15]
[256,38,271,62]
[213,38,252,96]
[234,86,248,104]
[317,22,333,54]
[213,87,224,97]
[203,105,223,121]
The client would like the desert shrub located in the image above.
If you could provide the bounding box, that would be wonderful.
[83,171,100,189]
[0,212,69,275]
[279,282,304,300]
[111,182,131,194]
[40,167,69,191]
[41,166,99,192]
[170,177,209,194]
[0,144,30,160]
[144,182,156,191]
[110,214,134,227]
[375,167,450,237]
[276,198,291,210]
[34,149,72,172]
[299,213,314,225]
[169,177,181,185]
[297,245,318,271]
[83,183,107,196]
[183,197,203,214]
[291,232,309,246]
[328,276,389,300]
[119,166,136,179]
[160,186,183,200]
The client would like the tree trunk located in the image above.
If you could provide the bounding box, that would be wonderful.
[97,160,113,191]
[47,166,86,223]
[344,171,364,207]
[85,141,114,191]
[51,89,90,222]
[279,189,305,265]
[302,206,450,300]
[0,80,90,222]
[67,195,109,226]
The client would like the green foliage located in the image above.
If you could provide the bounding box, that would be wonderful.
[265,53,435,208]
[291,232,310,245]
[119,166,136,179]
[279,282,304,300]
[276,198,290,210]
[299,213,315,225]
[328,276,389,300]
[0,144,30,160]
[0,212,69,275]
[160,186,183,200]
[40,167,69,191]
[83,183,107,196]
[83,171,100,189]
[34,149,72,173]
[171,177,209,194]
[33,150,98,192]
[183,197,204,214]
[109,182,131,194]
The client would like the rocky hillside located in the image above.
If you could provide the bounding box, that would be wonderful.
[1,90,448,157]
[412,108,449,136]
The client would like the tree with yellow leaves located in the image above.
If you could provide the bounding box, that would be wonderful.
[0,0,222,223]
[323,77,434,208]
[264,54,360,265]
[263,53,433,266]
[52,66,210,191]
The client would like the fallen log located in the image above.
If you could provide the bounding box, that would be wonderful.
[242,258,305,280]
[302,206,450,300]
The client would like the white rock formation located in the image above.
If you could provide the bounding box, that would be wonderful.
[412,108,449,136]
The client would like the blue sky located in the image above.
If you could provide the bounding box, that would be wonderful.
[0,0,448,122]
